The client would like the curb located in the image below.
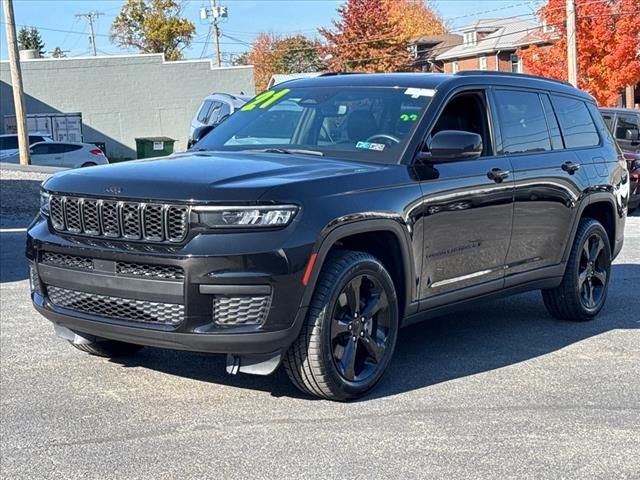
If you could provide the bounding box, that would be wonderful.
[0,162,68,174]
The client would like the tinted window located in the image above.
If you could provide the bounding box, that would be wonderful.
[551,96,600,148]
[495,90,551,154]
[196,100,213,122]
[31,144,50,155]
[28,135,45,144]
[206,101,224,125]
[601,113,614,132]
[58,143,82,153]
[219,102,231,119]
[0,136,18,150]
[540,94,564,150]
[615,115,639,140]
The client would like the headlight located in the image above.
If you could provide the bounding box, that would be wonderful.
[192,205,298,229]
[40,189,50,216]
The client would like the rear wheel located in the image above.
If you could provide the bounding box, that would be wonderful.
[283,250,399,401]
[69,339,143,357]
[542,218,611,321]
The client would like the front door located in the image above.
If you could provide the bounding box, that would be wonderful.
[414,89,514,308]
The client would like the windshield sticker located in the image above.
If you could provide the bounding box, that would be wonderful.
[241,88,291,111]
[356,141,385,152]
[400,113,418,122]
[404,87,436,99]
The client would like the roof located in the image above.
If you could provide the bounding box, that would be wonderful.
[268,72,323,88]
[277,72,592,101]
[436,17,545,60]
[412,34,463,60]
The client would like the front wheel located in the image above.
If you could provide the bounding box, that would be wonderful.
[542,218,612,321]
[283,250,399,401]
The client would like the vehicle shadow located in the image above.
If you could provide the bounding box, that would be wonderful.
[110,263,639,401]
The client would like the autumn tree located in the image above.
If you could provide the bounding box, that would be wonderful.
[320,0,445,72]
[17,26,45,56]
[247,33,323,91]
[519,0,640,106]
[110,0,195,61]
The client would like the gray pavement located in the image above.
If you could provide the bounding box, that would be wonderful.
[1,171,639,478]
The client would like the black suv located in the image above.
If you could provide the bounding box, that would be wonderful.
[27,72,629,400]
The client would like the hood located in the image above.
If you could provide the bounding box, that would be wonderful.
[43,151,386,202]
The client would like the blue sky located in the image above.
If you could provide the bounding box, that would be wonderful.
[0,0,544,61]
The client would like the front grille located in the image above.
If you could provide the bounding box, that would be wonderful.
[40,251,184,280]
[116,261,184,280]
[49,195,189,243]
[47,286,184,325]
[42,251,94,270]
[213,295,271,326]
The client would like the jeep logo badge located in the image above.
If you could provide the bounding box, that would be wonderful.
[104,185,122,195]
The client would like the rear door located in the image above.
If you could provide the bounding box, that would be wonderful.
[496,89,593,284]
[59,143,85,167]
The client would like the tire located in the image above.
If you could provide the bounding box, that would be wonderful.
[542,218,612,321]
[283,250,399,401]
[81,162,97,168]
[69,339,143,357]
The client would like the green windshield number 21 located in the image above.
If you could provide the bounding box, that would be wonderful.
[241,89,291,111]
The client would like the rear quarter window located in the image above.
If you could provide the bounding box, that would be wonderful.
[551,95,600,148]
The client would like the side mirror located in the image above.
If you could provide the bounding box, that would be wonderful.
[625,128,639,141]
[420,130,483,163]
[189,125,215,148]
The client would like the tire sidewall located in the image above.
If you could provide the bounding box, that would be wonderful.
[572,222,612,316]
[317,258,399,398]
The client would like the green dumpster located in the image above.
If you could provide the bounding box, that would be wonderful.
[135,136,176,159]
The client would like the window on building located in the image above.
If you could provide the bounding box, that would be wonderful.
[463,32,477,46]
[452,62,459,74]
[494,90,552,155]
[510,54,522,73]
[551,95,600,148]
[479,56,487,70]
[542,20,555,34]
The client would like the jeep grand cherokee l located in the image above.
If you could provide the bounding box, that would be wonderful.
[27,72,629,401]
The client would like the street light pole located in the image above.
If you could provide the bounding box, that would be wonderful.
[2,0,31,165]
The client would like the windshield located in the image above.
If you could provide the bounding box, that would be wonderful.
[193,86,434,164]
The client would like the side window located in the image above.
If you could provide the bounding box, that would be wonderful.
[0,136,19,150]
[59,144,82,153]
[615,115,639,141]
[205,101,223,124]
[28,135,45,144]
[494,90,551,155]
[219,102,231,119]
[601,113,615,133]
[551,95,600,148]
[196,100,213,122]
[31,144,50,155]
[540,94,564,150]
[432,90,493,156]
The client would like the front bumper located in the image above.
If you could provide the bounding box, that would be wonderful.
[27,216,313,356]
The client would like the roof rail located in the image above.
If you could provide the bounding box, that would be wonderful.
[455,70,572,87]
[318,72,359,77]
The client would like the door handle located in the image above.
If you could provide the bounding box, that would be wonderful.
[561,161,581,174]
[487,168,510,183]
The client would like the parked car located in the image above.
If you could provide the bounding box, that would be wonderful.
[28,72,628,401]
[600,107,640,212]
[4,141,108,168]
[0,133,51,160]
[188,92,250,148]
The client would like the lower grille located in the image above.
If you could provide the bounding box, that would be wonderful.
[213,295,271,326]
[47,286,184,325]
[42,251,94,270]
[29,264,43,295]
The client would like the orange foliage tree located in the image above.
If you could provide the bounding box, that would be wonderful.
[320,0,445,72]
[519,0,640,106]
[247,33,323,91]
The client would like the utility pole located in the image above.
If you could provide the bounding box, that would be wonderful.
[566,0,578,87]
[75,11,103,56]
[201,1,227,66]
[2,0,30,165]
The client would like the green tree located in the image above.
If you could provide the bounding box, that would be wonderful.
[110,0,196,61]
[17,26,45,56]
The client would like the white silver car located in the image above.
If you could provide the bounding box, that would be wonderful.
[0,133,52,160]
[3,141,108,168]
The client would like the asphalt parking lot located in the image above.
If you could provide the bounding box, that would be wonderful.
[1,169,639,479]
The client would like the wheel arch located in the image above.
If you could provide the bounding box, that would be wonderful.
[299,219,417,320]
